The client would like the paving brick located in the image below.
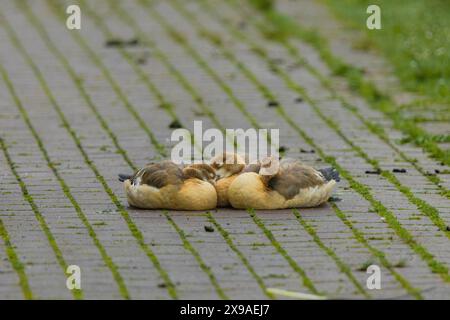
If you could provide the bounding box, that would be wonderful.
[0,0,448,299]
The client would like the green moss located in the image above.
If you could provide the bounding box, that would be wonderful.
[164,212,228,299]
[202,0,450,209]
[356,258,376,272]
[139,0,263,133]
[249,0,274,11]
[194,0,450,281]
[248,209,319,295]
[293,209,369,298]
[219,1,449,200]
[105,0,231,154]
[0,64,83,300]
[263,273,288,279]
[173,0,445,291]
[92,222,107,227]
[251,242,266,247]
[323,0,450,104]
[12,1,178,299]
[247,1,450,167]
[0,210,32,299]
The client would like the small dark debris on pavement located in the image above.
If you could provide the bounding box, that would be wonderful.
[295,96,304,103]
[169,120,182,129]
[446,226,450,232]
[135,52,150,65]
[279,146,288,153]
[127,38,140,46]
[300,148,315,153]
[365,169,381,174]
[105,38,140,48]
[204,225,214,232]
[393,168,407,173]
[328,196,342,203]
[157,282,167,288]
[267,100,279,107]
[136,57,146,64]
[286,62,303,71]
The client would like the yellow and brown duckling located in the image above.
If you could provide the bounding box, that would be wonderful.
[228,157,340,209]
[210,152,248,207]
[119,161,217,210]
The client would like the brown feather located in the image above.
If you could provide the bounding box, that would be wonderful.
[269,158,325,199]
[131,161,184,188]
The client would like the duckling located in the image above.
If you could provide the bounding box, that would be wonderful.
[210,152,247,207]
[119,161,217,210]
[228,157,340,209]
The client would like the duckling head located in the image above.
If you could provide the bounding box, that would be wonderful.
[182,164,216,185]
[210,152,246,180]
[259,156,280,181]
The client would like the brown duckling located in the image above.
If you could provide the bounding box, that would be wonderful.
[119,161,217,210]
[210,152,247,207]
[228,157,339,209]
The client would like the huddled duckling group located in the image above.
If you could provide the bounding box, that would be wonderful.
[119,153,340,210]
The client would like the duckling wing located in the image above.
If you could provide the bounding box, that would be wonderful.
[269,160,326,200]
[131,161,184,188]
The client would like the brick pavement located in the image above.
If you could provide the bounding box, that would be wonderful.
[0,0,449,299]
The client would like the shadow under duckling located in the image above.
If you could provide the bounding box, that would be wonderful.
[228,157,340,209]
[119,161,217,210]
[210,152,248,207]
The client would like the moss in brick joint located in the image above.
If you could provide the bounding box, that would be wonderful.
[158,0,443,291]
[118,0,277,151]
[0,178,32,298]
[221,0,448,197]
[181,0,450,245]
[209,0,449,200]
[246,1,450,167]
[15,0,178,299]
[5,72,121,294]
[247,209,319,295]
[48,1,167,158]
[105,0,232,147]
[80,0,182,126]
[328,155,450,281]
[164,212,229,300]
[292,209,369,298]
[195,0,450,236]
[0,66,83,300]
[330,203,422,298]
[280,36,449,198]
[48,0,229,298]
[138,0,263,132]
[205,212,274,299]
[149,0,321,291]
[79,0,210,155]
